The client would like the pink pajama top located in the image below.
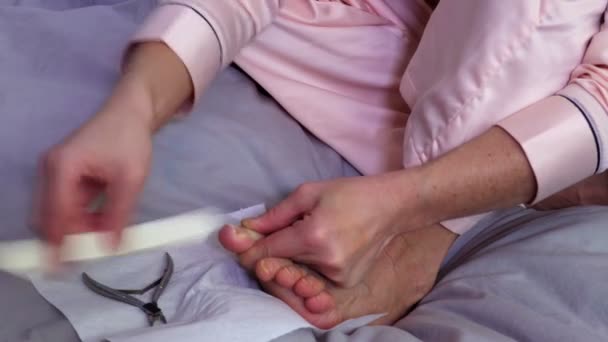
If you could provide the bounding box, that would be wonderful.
[131,0,608,234]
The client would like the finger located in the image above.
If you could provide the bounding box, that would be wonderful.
[241,184,318,234]
[41,155,80,247]
[102,174,142,249]
[46,245,65,275]
[40,157,82,268]
[30,162,47,233]
[239,225,310,270]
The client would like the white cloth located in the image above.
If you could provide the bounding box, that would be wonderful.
[29,205,378,341]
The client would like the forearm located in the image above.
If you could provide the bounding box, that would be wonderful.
[101,42,193,132]
[394,126,536,225]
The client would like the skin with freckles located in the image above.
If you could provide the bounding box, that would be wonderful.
[36,43,191,264]
[220,127,537,287]
[219,127,540,328]
[39,42,608,329]
[221,174,430,288]
[220,223,457,329]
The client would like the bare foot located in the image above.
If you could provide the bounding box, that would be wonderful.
[219,223,457,329]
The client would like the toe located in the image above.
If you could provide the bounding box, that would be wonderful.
[305,291,336,314]
[294,274,326,298]
[259,280,342,329]
[255,258,292,282]
[218,225,263,254]
[275,264,308,289]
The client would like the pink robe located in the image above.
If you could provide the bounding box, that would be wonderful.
[130,0,608,234]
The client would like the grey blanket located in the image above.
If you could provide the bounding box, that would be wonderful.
[276,206,608,342]
[1,1,608,341]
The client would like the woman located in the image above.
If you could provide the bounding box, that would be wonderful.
[39,0,608,329]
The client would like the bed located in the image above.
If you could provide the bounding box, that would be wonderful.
[2,1,608,341]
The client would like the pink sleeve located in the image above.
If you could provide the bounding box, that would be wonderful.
[129,0,284,105]
[129,4,221,104]
[131,0,391,107]
[497,11,608,204]
[497,95,598,203]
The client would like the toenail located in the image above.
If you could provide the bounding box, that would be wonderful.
[241,218,254,229]
[234,227,263,241]
[258,260,270,276]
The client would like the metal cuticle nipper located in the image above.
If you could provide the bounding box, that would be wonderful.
[81,252,174,326]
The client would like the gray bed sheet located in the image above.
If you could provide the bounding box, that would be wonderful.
[2,1,608,341]
[274,206,608,341]
[0,2,357,340]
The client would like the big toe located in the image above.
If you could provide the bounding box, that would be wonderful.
[218,224,263,254]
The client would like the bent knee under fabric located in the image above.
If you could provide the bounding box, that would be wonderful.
[399,206,608,342]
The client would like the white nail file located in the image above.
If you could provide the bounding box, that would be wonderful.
[0,208,222,276]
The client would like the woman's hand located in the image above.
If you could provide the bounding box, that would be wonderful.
[232,172,432,287]
[222,127,540,287]
[37,96,153,255]
[36,43,193,263]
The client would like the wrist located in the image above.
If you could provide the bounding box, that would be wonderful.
[102,72,158,133]
[123,42,193,131]
[406,166,444,225]
[397,163,457,226]
[377,168,441,230]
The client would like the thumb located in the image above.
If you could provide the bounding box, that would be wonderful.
[242,184,318,234]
